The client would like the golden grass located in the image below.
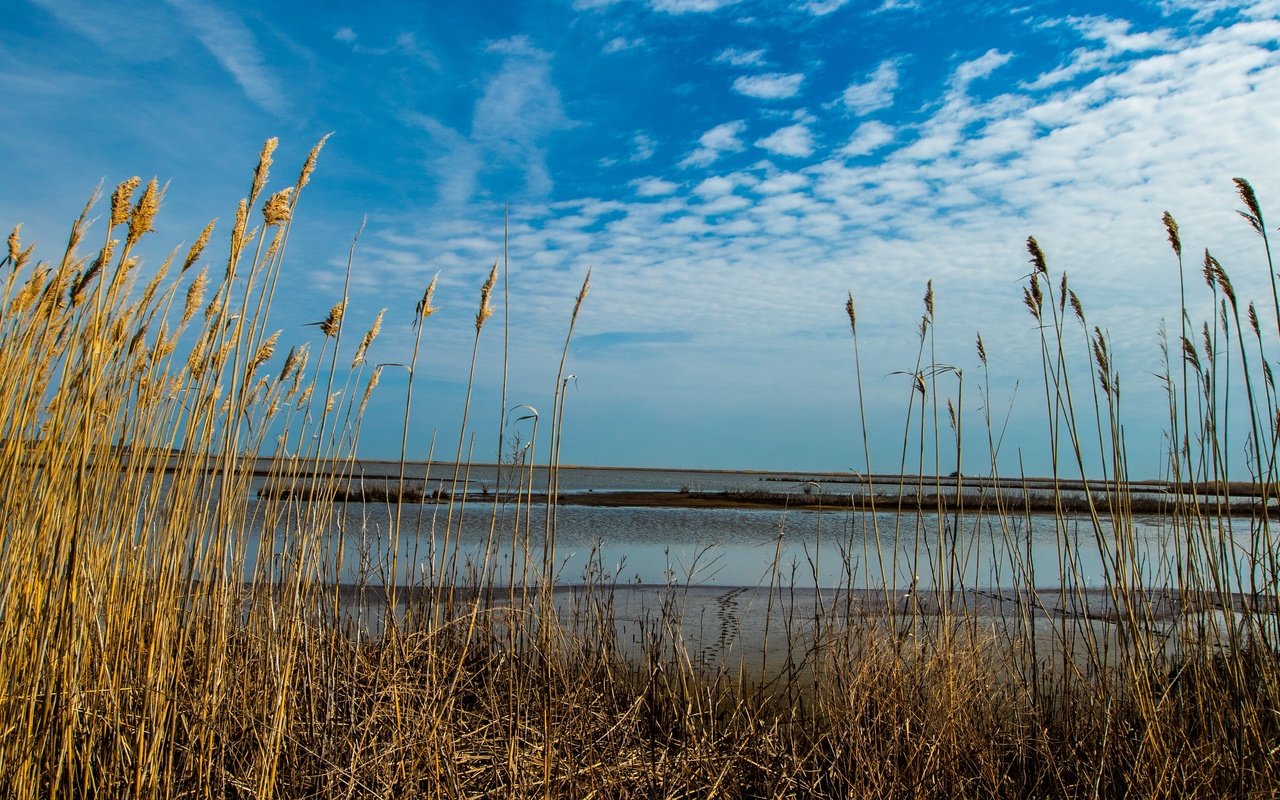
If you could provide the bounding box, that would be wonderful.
[1,142,1279,798]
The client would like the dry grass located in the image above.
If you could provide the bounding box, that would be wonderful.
[1,143,1279,798]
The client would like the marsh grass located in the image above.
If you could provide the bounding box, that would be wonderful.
[1,143,1279,798]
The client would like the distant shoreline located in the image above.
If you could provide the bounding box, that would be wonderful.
[257,484,1278,516]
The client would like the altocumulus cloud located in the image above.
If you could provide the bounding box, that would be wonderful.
[732,72,805,99]
[756,124,814,157]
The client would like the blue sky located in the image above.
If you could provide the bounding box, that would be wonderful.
[4,0,1280,476]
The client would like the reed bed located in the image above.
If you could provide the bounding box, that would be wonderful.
[1,141,1278,798]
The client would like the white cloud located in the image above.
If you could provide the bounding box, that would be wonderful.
[842,60,899,115]
[603,36,645,54]
[700,194,751,214]
[701,121,745,150]
[486,35,543,57]
[1026,17,1174,89]
[634,177,679,196]
[732,72,805,99]
[162,0,289,116]
[715,47,766,67]
[756,172,809,194]
[694,175,737,198]
[334,27,357,43]
[756,124,814,157]
[26,0,183,60]
[414,40,569,205]
[681,120,746,167]
[1157,0,1244,20]
[651,0,740,11]
[631,132,657,161]
[841,120,895,156]
[953,48,1013,87]
[802,0,850,15]
[1069,15,1174,52]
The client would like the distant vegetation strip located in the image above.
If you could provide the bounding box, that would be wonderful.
[258,480,1278,515]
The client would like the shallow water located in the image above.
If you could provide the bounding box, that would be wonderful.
[218,463,1280,601]
[239,487,1261,594]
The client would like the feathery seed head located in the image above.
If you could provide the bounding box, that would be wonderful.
[1023,277,1043,321]
[155,323,177,360]
[183,220,216,273]
[1069,290,1084,325]
[845,292,856,333]
[126,178,161,248]
[1234,177,1263,234]
[251,330,281,373]
[1092,328,1112,396]
[263,227,283,262]
[1026,236,1047,275]
[110,177,141,229]
[1249,302,1260,337]
[73,240,115,304]
[947,398,956,431]
[278,345,300,382]
[1207,251,1235,304]
[1162,211,1182,257]
[138,257,169,310]
[229,199,252,263]
[320,301,345,338]
[262,187,294,226]
[1181,336,1201,372]
[296,134,331,191]
[7,225,21,266]
[976,333,987,366]
[415,274,439,325]
[569,267,591,328]
[289,374,309,404]
[16,242,34,271]
[250,137,278,204]
[352,308,385,367]
[923,280,934,322]
[10,267,47,316]
[1201,249,1217,290]
[204,284,226,321]
[358,366,382,415]
[212,336,236,371]
[475,262,497,332]
[182,268,208,326]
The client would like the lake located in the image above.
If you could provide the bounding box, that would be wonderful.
[240,463,1230,593]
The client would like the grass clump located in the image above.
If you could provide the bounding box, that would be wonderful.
[1,142,1279,798]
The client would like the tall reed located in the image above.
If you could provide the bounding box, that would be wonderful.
[2,145,1279,797]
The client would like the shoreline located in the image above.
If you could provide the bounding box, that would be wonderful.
[315,581,1277,622]
[257,484,1279,516]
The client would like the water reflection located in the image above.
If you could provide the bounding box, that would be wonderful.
[241,496,1220,591]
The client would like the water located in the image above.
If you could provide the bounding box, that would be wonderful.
[237,464,1257,592]
[277,459,853,495]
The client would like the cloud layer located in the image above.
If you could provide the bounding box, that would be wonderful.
[6,0,1280,474]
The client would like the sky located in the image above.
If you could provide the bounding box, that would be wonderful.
[4,0,1280,477]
